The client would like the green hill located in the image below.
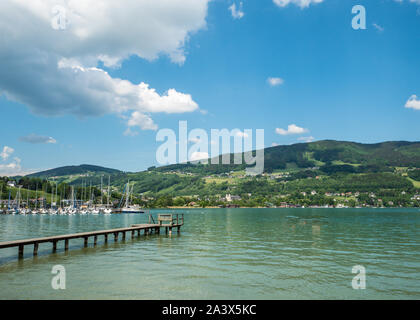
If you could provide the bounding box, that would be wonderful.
[14,140,419,208]
[27,164,121,179]
[150,140,420,175]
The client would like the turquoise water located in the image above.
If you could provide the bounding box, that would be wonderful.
[0,208,419,299]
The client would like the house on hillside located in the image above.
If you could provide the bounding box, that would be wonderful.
[7,181,16,188]
[225,194,241,202]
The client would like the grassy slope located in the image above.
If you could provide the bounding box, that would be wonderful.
[20,140,420,197]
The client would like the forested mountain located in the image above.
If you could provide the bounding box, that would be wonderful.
[151,140,420,175]
[7,140,418,208]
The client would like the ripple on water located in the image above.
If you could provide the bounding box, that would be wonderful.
[0,208,419,299]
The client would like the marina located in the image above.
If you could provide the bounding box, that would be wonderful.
[0,178,145,216]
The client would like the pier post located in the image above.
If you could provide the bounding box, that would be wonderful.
[114,233,118,242]
[104,234,108,243]
[33,243,39,256]
[177,226,180,234]
[65,239,69,251]
[84,237,88,248]
[122,232,126,241]
[18,244,24,259]
[137,229,140,236]
[131,230,135,238]
[52,241,57,253]
[165,227,168,235]
[94,236,97,246]
[156,227,160,234]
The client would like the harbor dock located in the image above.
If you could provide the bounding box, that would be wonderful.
[0,214,183,260]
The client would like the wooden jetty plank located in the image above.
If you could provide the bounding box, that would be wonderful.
[0,223,184,249]
[0,224,161,249]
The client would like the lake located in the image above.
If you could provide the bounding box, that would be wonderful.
[0,208,419,299]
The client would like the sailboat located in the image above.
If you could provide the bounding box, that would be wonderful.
[103,176,112,214]
[31,184,39,214]
[113,180,144,214]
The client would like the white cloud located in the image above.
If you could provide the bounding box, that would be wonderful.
[393,0,420,5]
[236,131,249,138]
[123,128,139,137]
[0,147,36,176]
[276,124,308,135]
[0,0,208,132]
[127,111,159,131]
[267,77,284,87]
[189,137,202,143]
[297,136,315,142]
[273,0,324,9]
[189,151,209,162]
[19,134,57,144]
[405,95,420,110]
[372,23,384,32]
[0,146,14,161]
[229,2,245,19]
[0,157,22,176]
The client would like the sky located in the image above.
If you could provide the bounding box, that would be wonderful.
[0,0,419,175]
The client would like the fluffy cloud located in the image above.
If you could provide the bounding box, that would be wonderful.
[0,147,26,176]
[276,124,308,135]
[405,95,420,110]
[394,0,420,4]
[372,23,384,32]
[236,131,249,138]
[229,2,245,19]
[127,111,158,131]
[267,77,284,87]
[19,134,57,144]
[1,146,15,160]
[189,137,202,143]
[0,157,23,176]
[297,136,315,142]
[0,0,208,131]
[189,151,209,162]
[273,0,324,8]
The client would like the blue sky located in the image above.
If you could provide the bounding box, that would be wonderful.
[0,0,419,175]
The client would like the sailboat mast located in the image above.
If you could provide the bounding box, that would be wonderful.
[101,176,103,205]
[125,180,130,208]
[51,180,53,207]
[35,184,38,210]
[107,176,110,207]
[17,186,21,210]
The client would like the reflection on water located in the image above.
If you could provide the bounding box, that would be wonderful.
[0,208,419,299]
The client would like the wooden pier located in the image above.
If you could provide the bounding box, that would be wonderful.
[0,214,183,260]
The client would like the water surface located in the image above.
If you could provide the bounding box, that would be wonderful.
[0,208,419,299]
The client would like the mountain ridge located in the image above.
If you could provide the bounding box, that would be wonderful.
[27,164,121,178]
[25,140,420,178]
